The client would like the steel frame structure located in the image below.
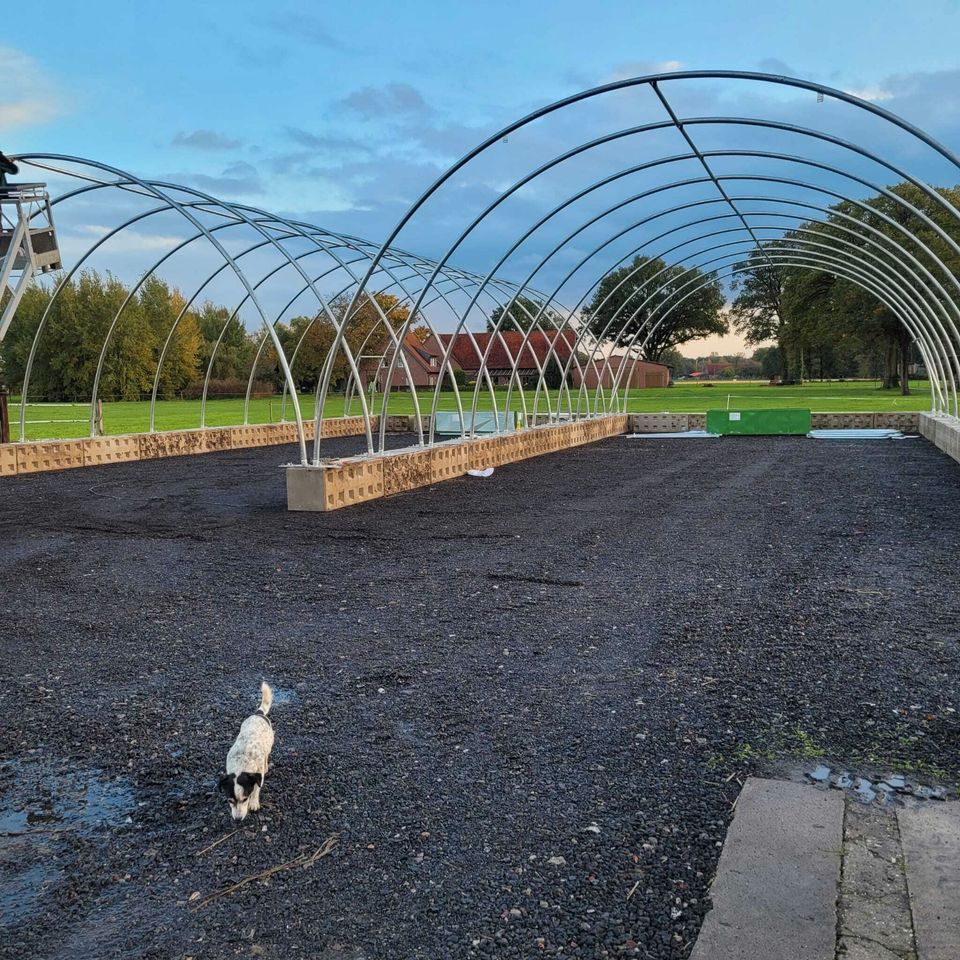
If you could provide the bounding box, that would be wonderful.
[3,70,958,460]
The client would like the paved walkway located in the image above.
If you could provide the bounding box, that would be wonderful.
[690,778,959,960]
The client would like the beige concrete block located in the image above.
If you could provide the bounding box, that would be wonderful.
[17,440,86,474]
[1,444,19,477]
[82,435,142,466]
[139,431,192,460]
[202,428,234,452]
[430,442,469,482]
[383,447,433,497]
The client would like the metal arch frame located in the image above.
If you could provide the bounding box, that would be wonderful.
[473,142,960,423]
[6,71,959,458]
[568,228,948,415]
[13,159,503,447]
[557,197,960,416]
[406,164,960,442]
[616,252,944,411]
[578,222,953,414]
[484,156,960,427]
[13,157,317,461]
[608,239,946,399]
[608,242,948,410]
[328,70,960,455]
[560,196,956,416]
[9,158,543,449]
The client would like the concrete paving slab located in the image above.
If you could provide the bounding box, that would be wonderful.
[898,803,960,960]
[689,778,844,960]
[837,804,916,960]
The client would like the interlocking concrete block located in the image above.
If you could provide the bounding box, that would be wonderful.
[225,425,268,448]
[629,413,690,433]
[467,435,504,469]
[875,412,919,431]
[287,457,384,511]
[385,415,412,433]
[139,431,194,460]
[919,413,960,465]
[383,447,433,497]
[17,439,86,474]
[688,413,707,430]
[202,428,234,452]
[82,435,142,466]
[812,412,875,430]
[430,442,469,482]
[1,444,19,477]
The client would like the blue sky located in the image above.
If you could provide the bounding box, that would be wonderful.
[4,1,960,353]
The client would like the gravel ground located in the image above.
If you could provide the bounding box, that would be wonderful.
[2,434,959,960]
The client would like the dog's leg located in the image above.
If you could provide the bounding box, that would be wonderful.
[249,783,261,812]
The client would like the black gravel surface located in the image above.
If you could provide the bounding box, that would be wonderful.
[2,434,960,959]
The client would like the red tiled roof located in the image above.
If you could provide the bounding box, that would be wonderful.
[437,330,578,372]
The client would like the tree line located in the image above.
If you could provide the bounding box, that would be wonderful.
[0,274,409,401]
[730,182,960,391]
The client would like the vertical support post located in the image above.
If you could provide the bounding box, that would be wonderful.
[0,386,10,443]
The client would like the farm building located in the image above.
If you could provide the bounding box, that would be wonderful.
[373,330,671,390]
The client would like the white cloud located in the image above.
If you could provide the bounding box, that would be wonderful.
[0,46,63,131]
[606,61,684,82]
[844,85,894,102]
[72,223,181,251]
[172,129,242,150]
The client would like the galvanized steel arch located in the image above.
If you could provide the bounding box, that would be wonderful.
[330,70,960,455]
[6,71,959,459]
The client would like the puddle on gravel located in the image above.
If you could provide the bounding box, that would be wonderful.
[0,759,135,934]
[0,864,54,927]
[270,686,298,707]
[0,761,134,836]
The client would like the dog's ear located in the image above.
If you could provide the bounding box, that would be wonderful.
[236,772,262,794]
[218,774,236,797]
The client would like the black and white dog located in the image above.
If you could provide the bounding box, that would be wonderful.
[219,682,274,821]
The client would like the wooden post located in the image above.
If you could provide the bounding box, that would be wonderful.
[0,386,9,444]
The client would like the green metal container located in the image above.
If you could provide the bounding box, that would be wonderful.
[706,408,812,436]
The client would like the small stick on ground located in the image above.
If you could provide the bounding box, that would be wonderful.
[626,880,641,901]
[195,827,244,857]
[190,834,339,910]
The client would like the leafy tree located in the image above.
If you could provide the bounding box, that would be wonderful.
[487,295,561,333]
[543,354,566,390]
[752,346,782,380]
[583,256,726,361]
[410,323,431,342]
[196,302,256,385]
[658,346,690,378]
[729,253,791,378]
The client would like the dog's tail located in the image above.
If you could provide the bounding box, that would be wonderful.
[258,681,274,716]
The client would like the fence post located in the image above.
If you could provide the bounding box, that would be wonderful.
[0,386,9,444]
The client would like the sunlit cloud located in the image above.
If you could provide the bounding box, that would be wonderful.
[0,46,64,131]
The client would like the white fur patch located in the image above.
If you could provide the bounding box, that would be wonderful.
[222,683,275,821]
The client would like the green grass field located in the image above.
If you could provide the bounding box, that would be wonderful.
[8,379,934,441]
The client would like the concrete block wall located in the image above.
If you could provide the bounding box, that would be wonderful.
[628,413,691,433]
[288,414,629,511]
[811,412,875,429]
[0,416,378,478]
[873,412,921,431]
[627,411,922,434]
[920,413,960,464]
